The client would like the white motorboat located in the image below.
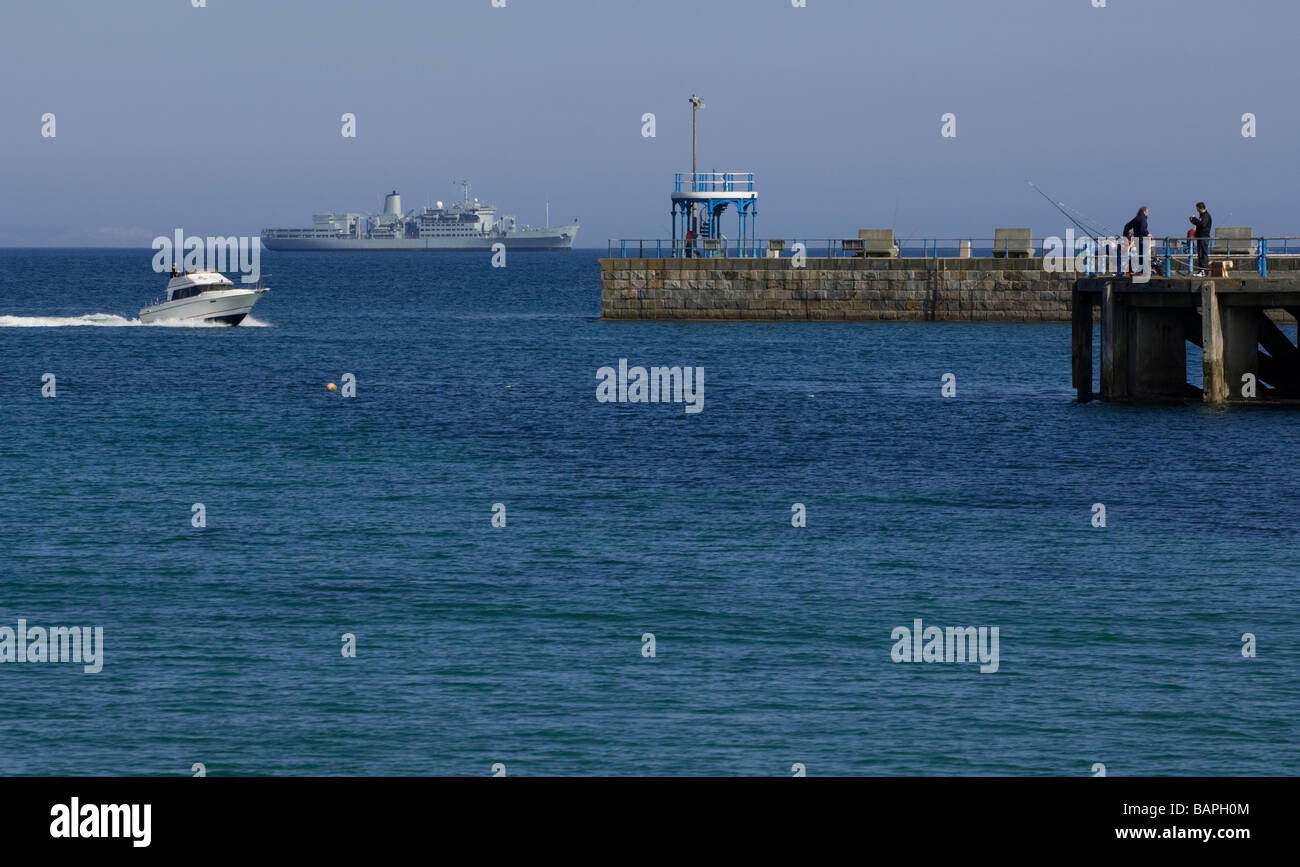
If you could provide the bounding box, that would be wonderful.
[139,271,268,325]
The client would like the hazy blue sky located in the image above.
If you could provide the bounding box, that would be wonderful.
[1,0,1295,246]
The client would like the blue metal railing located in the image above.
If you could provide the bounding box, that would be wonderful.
[610,238,1037,259]
[606,236,1300,276]
[673,172,756,194]
[1081,237,1285,278]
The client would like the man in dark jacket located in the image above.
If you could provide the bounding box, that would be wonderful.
[1190,202,1212,273]
[1122,206,1150,276]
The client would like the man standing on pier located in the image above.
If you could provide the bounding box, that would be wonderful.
[1122,206,1151,276]
[1190,202,1212,275]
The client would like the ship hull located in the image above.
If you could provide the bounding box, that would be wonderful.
[261,227,579,252]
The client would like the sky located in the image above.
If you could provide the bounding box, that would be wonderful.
[0,0,1295,246]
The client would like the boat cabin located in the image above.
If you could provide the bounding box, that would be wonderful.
[166,271,233,302]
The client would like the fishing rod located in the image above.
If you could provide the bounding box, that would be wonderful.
[1029,181,1197,274]
[1028,181,1111,237]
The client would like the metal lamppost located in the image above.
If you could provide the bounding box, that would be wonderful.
[689,93,705,191]
[688,93,706,252]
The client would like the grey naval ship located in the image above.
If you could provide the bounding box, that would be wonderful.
[260,184,577,251]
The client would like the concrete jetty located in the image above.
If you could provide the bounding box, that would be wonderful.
[1072,275,1300,404]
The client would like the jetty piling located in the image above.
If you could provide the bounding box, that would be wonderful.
[1073,276,1300,404]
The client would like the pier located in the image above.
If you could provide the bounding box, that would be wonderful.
[600,247,1300,323]
[604,94,1300,346]
[1072,276,1300,404]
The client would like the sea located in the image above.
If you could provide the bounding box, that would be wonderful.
[0,248,1296,776]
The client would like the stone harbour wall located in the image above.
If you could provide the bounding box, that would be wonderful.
[599,256,1292,321]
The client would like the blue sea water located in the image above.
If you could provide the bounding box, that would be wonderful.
[0,248,1296,777]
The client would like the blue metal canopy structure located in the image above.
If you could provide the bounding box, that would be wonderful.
[671,171,758,257]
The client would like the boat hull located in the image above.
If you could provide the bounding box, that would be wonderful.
[139,288,267,325]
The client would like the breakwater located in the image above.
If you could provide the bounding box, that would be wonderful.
[599,256,1295,322]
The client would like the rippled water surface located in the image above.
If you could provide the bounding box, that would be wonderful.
[1,249,1296,776]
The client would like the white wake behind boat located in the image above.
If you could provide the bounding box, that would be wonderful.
[139,271,268,325]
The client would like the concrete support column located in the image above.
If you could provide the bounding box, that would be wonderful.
[1222,304,1260,401]
[1129,308,1188,401]
[1100,280,1128,400]
[1071,286,1093,401]
[1201,281,1227,404]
